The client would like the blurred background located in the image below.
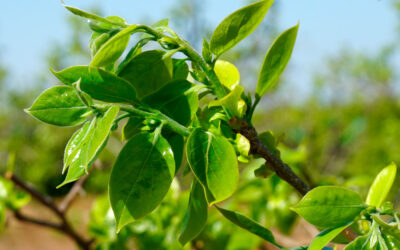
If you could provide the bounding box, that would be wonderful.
[0,0,400,249]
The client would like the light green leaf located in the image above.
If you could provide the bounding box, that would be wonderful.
[89,16,126,33]
[209,84,246,118]
[109,131,175,232]
[186,128,239,205]
[118,50,173,98]
[179,180,208,246]
[210,0,274,56]
[26,86,89,127]
[143,80,199,126]
[309,223,351,250]
[256,24,299,97]
[344,235,369,250]
[216,207,280,247]
[51,66,137,104]
[292,186,366,228]
[366,162,397,207]
[64,5,126,27]
[60,106,119,187]
[214,60,240,90]
[91,25,138,67]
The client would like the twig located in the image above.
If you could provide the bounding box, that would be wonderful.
[14,211,62,230]
[5,172,94,250]
[230,119,358,241]
[59,174,88,213]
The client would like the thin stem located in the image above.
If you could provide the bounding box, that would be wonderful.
[120,106,190,136]
[59,174,88,213]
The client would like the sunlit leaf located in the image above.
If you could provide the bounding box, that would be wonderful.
[366,162,397,207]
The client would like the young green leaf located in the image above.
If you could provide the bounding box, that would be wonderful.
[256,24,299,97]
[60,106,119,187]
[51,66,137,104]
[209,0,274,56]
[179,180,208,246]
[64,5,126,27]
[109,132,175,232]
[186,128,239,205]
[142,80,199,126]
[91,25,138,67]
[118,50,173,98]
[89,16,126,33]
[216,207,280,247]
[292,186,367,228]
[209,84,246,118]
[26,86,89,127]
[214,60,240,90]
[366,162,397,207]
[309,224,351,250]
[343,235,369,250]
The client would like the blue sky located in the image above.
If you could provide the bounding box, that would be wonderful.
[0,0,396,90]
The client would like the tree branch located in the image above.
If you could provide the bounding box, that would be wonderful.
[5,172,93,250]
[59,174,88,213]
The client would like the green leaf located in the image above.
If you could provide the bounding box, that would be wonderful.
[256,24,299,97]
[142,80,199,126]
[209,0,274,56]
[173,59,189,80]
[209,84,246,118]
[64,5,126,27]
[109,131,175,232]
[164,133,185,174]
[214,60,240,90]
[26,86,89,127]
[258,131,280,157]
[216,207,280,247]
[121,117,144,141]
[179,180,208,246]
[344,235,369,250]
[89,16,126,33]
[309,224,351,250]
[118,50,173,98]
[202,38,212,63]
[186,128,239,205]
[60,106,119,187]
[292,186,366,228]
[366,162,397,207]
[51,66,137,104]
[91,25,138,67]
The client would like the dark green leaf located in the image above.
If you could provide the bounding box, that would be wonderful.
[143,80,199,126]
[51,66,137,104]
[309,224,351,250]
[118,50,173,98]
[186,128,239,205]
[292,186,367,228]
[209,0,274,56]
[366,162,397,207]
[216,207,280,247]
[60,106,119,187]
[344,235,369,250]
[258,131,280,157]
[91,25,138,67]
[164,133,184,174]
[256,24,299,97]
[121,117,144,141]
[109,131,175,232]
[179,180,208,246]
[26,86,89,126]
[173,59,189,80]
